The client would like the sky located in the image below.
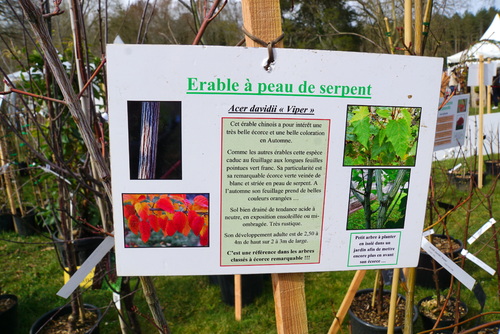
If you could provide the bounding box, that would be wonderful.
[468,0,500,13]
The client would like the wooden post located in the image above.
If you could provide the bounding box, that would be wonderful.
[241,2,307,333]
[272,273,308,334]
[241,1,283,49]
[327,270,366,334]
[234,275,242,321]
[387,268,400,334]
[479,55,485,188]
[403,268,416,334]
[414,0,423,55]
[404,0,413,55]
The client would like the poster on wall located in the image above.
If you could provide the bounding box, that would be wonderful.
[107,45,443,276]
[434,94,470,151]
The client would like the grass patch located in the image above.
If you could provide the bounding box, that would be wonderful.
[468,106,500,116]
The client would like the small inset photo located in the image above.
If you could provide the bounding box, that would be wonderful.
[128,101,182,180]
[347,168,410,230]
[122,193,209,247]
[457,98,467,113]
[344,105,422,166]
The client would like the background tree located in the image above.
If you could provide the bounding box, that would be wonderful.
[106,0,241,45]
[348,0,498,57]
[281,0,361,50]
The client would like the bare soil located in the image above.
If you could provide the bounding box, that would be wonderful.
[38,310,98,334]
[418,296,466,321]
[424,235,461,254]
[0,297,16,312]
[477,327,500,334]
[350,291,406,327]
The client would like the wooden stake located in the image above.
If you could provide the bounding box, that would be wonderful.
[371,270,380,307]
[421,0,434,55]
[404,0,413,55]
[414,0,423,55]
[387,268,400,334]
[487,59,492,114]
[327,270,366,334]
[235,275,242,321]
[479,55,485,189]
[404,268,416,334]
[384,18,394,54]
[0,126,17,222]
[241,1,307,333]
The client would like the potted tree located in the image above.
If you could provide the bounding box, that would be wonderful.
[29,303,101,334]
[348,274,417,333]
[484,129,500,177]
[417,292,468,333]
[416,233,463,289]
[0,207,14,232]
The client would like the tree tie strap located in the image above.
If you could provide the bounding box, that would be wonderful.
[242,26,284,71]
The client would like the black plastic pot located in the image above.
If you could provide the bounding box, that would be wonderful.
[0,213,14,232]
[0,294,18,333]
[348,289,418,334]
[485,160,500,176]
[470,322,500,333]
[29,303,101,334]
[13,208,38,236]
[54,236,105,266]
[217,274,265,306]
[416,234,463,289]
[447,171,482,191]
[418,296,468,334]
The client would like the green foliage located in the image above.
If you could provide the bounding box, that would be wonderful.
[344,106,421,166]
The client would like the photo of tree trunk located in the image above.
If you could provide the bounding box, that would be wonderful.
[347,168,410,230]
[128,101,182,180]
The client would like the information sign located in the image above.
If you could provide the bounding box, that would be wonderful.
[108,45,442,275]
[434,94,470,151]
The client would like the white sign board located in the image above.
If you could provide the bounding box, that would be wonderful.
[434,94,470,151]
[467,62,496,86]
[107,45,443,276]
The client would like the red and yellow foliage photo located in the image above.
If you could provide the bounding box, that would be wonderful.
[122,193,209,247]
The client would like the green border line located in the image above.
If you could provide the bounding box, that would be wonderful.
[186,91,371,99]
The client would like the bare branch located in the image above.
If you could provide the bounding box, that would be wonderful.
[192,0,227,45]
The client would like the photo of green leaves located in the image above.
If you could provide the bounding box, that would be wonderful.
[344,105,422,166]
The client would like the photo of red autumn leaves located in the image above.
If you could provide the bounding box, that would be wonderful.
[123,193,209,247]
